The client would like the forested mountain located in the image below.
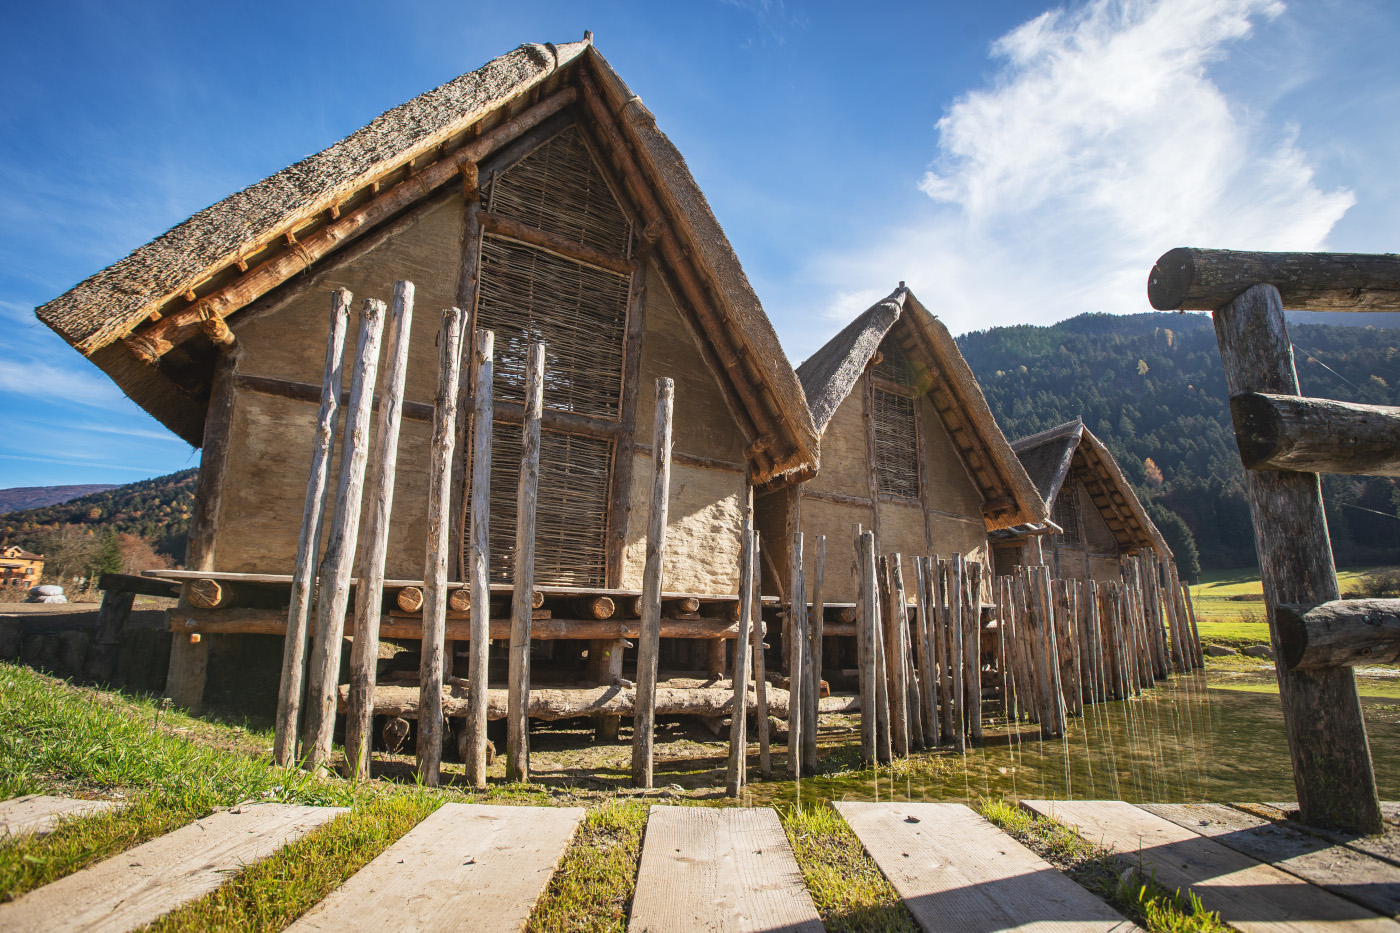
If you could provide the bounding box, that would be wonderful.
[0,484,118,514]
[958,312,1400,576]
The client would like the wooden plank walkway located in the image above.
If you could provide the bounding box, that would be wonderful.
[837,801,1141,932]
[0,795,116,837]
[286,803,583,932]
[1024,800,1400,932]
[628,805,822,933]
[0,802,344,933]
[1144,803,1400,919]
[1258,803,1400,871]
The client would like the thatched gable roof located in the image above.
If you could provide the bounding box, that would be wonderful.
[797,289,1047,531]
[33,39,818,483]
[1009,420,1170,555]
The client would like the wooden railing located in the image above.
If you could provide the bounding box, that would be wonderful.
[1148,246,1400,834]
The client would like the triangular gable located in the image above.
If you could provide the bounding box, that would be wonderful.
[1009,419,1084,510]
[797,287,1048,531]
[33,39,818,485]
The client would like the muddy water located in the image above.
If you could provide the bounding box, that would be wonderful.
[733,673,1400,808]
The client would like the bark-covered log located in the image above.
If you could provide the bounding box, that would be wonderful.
[1277,598,1400,670]
[1149,247,1400,312]
[1231,392,1400,477]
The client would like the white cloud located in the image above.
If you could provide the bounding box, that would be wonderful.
[0,357,129,410]
[806,0,1355,339]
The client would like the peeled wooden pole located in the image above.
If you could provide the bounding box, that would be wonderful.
[786,532,805,778]
[948,558,965,753]
[935,558,954,743]
[631,377,674,788]
[1182,582,1204,668]
[966,561,984,744]
[345,280,415,781]
[913,557,938,745]
[885,555,910,756]
[804,534,824,768]
[751,531,771,779]
[856,531,878,765]
[416,306,464,786]
[506,342,545,784]
[465,330,495,788]
[273,289,348,766]
[726,515,755,797]
[303,297,385,770]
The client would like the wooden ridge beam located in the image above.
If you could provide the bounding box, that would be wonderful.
[1277,598,1400,670]
[1149,247,1400,312]
[1231,392,1400,477]
[122,87,578,362]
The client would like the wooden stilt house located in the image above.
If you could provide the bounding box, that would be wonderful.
[992,419,1171,580]
[34,37,818,713]
[757,286,1047,634]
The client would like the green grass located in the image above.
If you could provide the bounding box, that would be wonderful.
[779,805,917,933]
[1189,566,1389,624]
[527,800,649,933]
[977,800,1229,933]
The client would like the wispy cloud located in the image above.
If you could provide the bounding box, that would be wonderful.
[0,356,129,410]
[805,0,1354,339]
[0,454,164,474]
[719,0,807,48]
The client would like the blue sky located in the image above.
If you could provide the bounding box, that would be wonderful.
[3,0,1397,488]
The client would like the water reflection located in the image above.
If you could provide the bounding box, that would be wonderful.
[736,673,1399,808]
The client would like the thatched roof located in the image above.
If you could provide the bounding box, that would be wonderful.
[1009,420,1170,555]
[33,39,818,483]
[797,289,1048,531]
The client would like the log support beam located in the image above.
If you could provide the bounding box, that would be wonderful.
[1231,392,1400,477]
[1277,598,1400,670]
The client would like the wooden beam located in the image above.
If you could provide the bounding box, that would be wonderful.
[1277,598,1400,670]
[506,342,545,784]
[726,513,755,797]
[481,213,635,276]
[465,331,494,789]
[1231,392,1400,476]
[122,88,578,362]
[1214,282,1382,833]
[632,377,674,788]
[1149,247,1400,312]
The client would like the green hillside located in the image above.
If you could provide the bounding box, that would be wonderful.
[958,312,1400,576]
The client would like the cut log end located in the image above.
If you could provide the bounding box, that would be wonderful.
[183,578,225,610]
[449,588,471,613]
[396,586,424,613]
[1147,246,1195,311]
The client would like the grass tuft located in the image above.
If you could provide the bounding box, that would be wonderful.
[526,799,648,933]
[779,805,916,933]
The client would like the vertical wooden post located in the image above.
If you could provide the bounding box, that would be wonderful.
[935,557,954,743]
[856,530,878,765]
[913,557,937,745]
[966,561,984,744]
[631,377,673,788]
[346,281,415,781]
[274,290,348,764]
[1182,581,1204,668]
[1215,283,1381,833]
[804,534,825,770]
[787,532,805,777]
[887,555,913,755]
[465,330,495,787]
[873,558,894,762]
[303,298,385,770]
[727,514,755,797]
[416,306,464,787]
[751,529,771,779]
[506,342,545,784]
[948,557,965,753]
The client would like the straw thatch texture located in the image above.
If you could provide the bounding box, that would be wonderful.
[1009,419,1084,510]
[796,289,904,434]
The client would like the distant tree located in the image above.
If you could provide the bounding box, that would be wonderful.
[95,530,124,579]
[1145,502,1201,582]
[1143,457,1164,488]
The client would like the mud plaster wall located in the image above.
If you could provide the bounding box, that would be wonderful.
[1074,478,1121,553]
[754,486,795,601]
[620,454,745,594]
[214,196,464,575]
[797,497,873,603]
[806,377,870,497]
[634,263,747,462]
[919,395,983,518]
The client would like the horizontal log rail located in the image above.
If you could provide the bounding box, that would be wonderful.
[1230,392,1400,477]
[481,211,635,276]
[1148,247,1400,312]
[1276,598,1400,670]
[122,87,578,362]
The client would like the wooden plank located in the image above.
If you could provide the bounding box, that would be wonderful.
[1254,803,1400,872]
[0,796,115,837]
[836,802,1139,932]
[1023,800,1398,932]
[1142,803,1400,919]
[287,803,581,932]
[0,803,343,933]
[628,805,822,933]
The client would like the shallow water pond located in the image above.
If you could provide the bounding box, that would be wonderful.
[732,673,1400,808]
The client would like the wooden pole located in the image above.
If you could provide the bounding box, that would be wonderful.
[966,561,983,744]
[631,377,674,788]
[506,342,545,784]
[787,532,805,777]
[346,280,415,780]
[303,297,385,770]
[887,554,913,755]
[1214,283,1381,833]
[1182,581,1204,668]
[948,557,965,753]
[465,330,494,788]
[856,530,878,765]
[416,305,463,786]
[804,534,824,769]
[935,558,954,743]
[1148,247,1400,313]
[274,289,348,766]
[913,557,938,745]
[726,514,755,797]
[751,529,771,779]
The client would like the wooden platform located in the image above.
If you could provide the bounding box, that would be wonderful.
[286,803,583,932]
[0,802,344,932]
[628,805,823,933]
[1024,800,1400,932]
[837,801,1141,932]
[0,795,116,837]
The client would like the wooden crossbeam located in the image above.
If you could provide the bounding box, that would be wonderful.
[1232,392,1400,476]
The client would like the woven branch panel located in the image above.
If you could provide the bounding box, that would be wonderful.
[487,125,632,258]
[873,337,917,387]
[1052,483,1081,542]
[874,388,919,499]
[477,236,630,419]
[485,427,613,587]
